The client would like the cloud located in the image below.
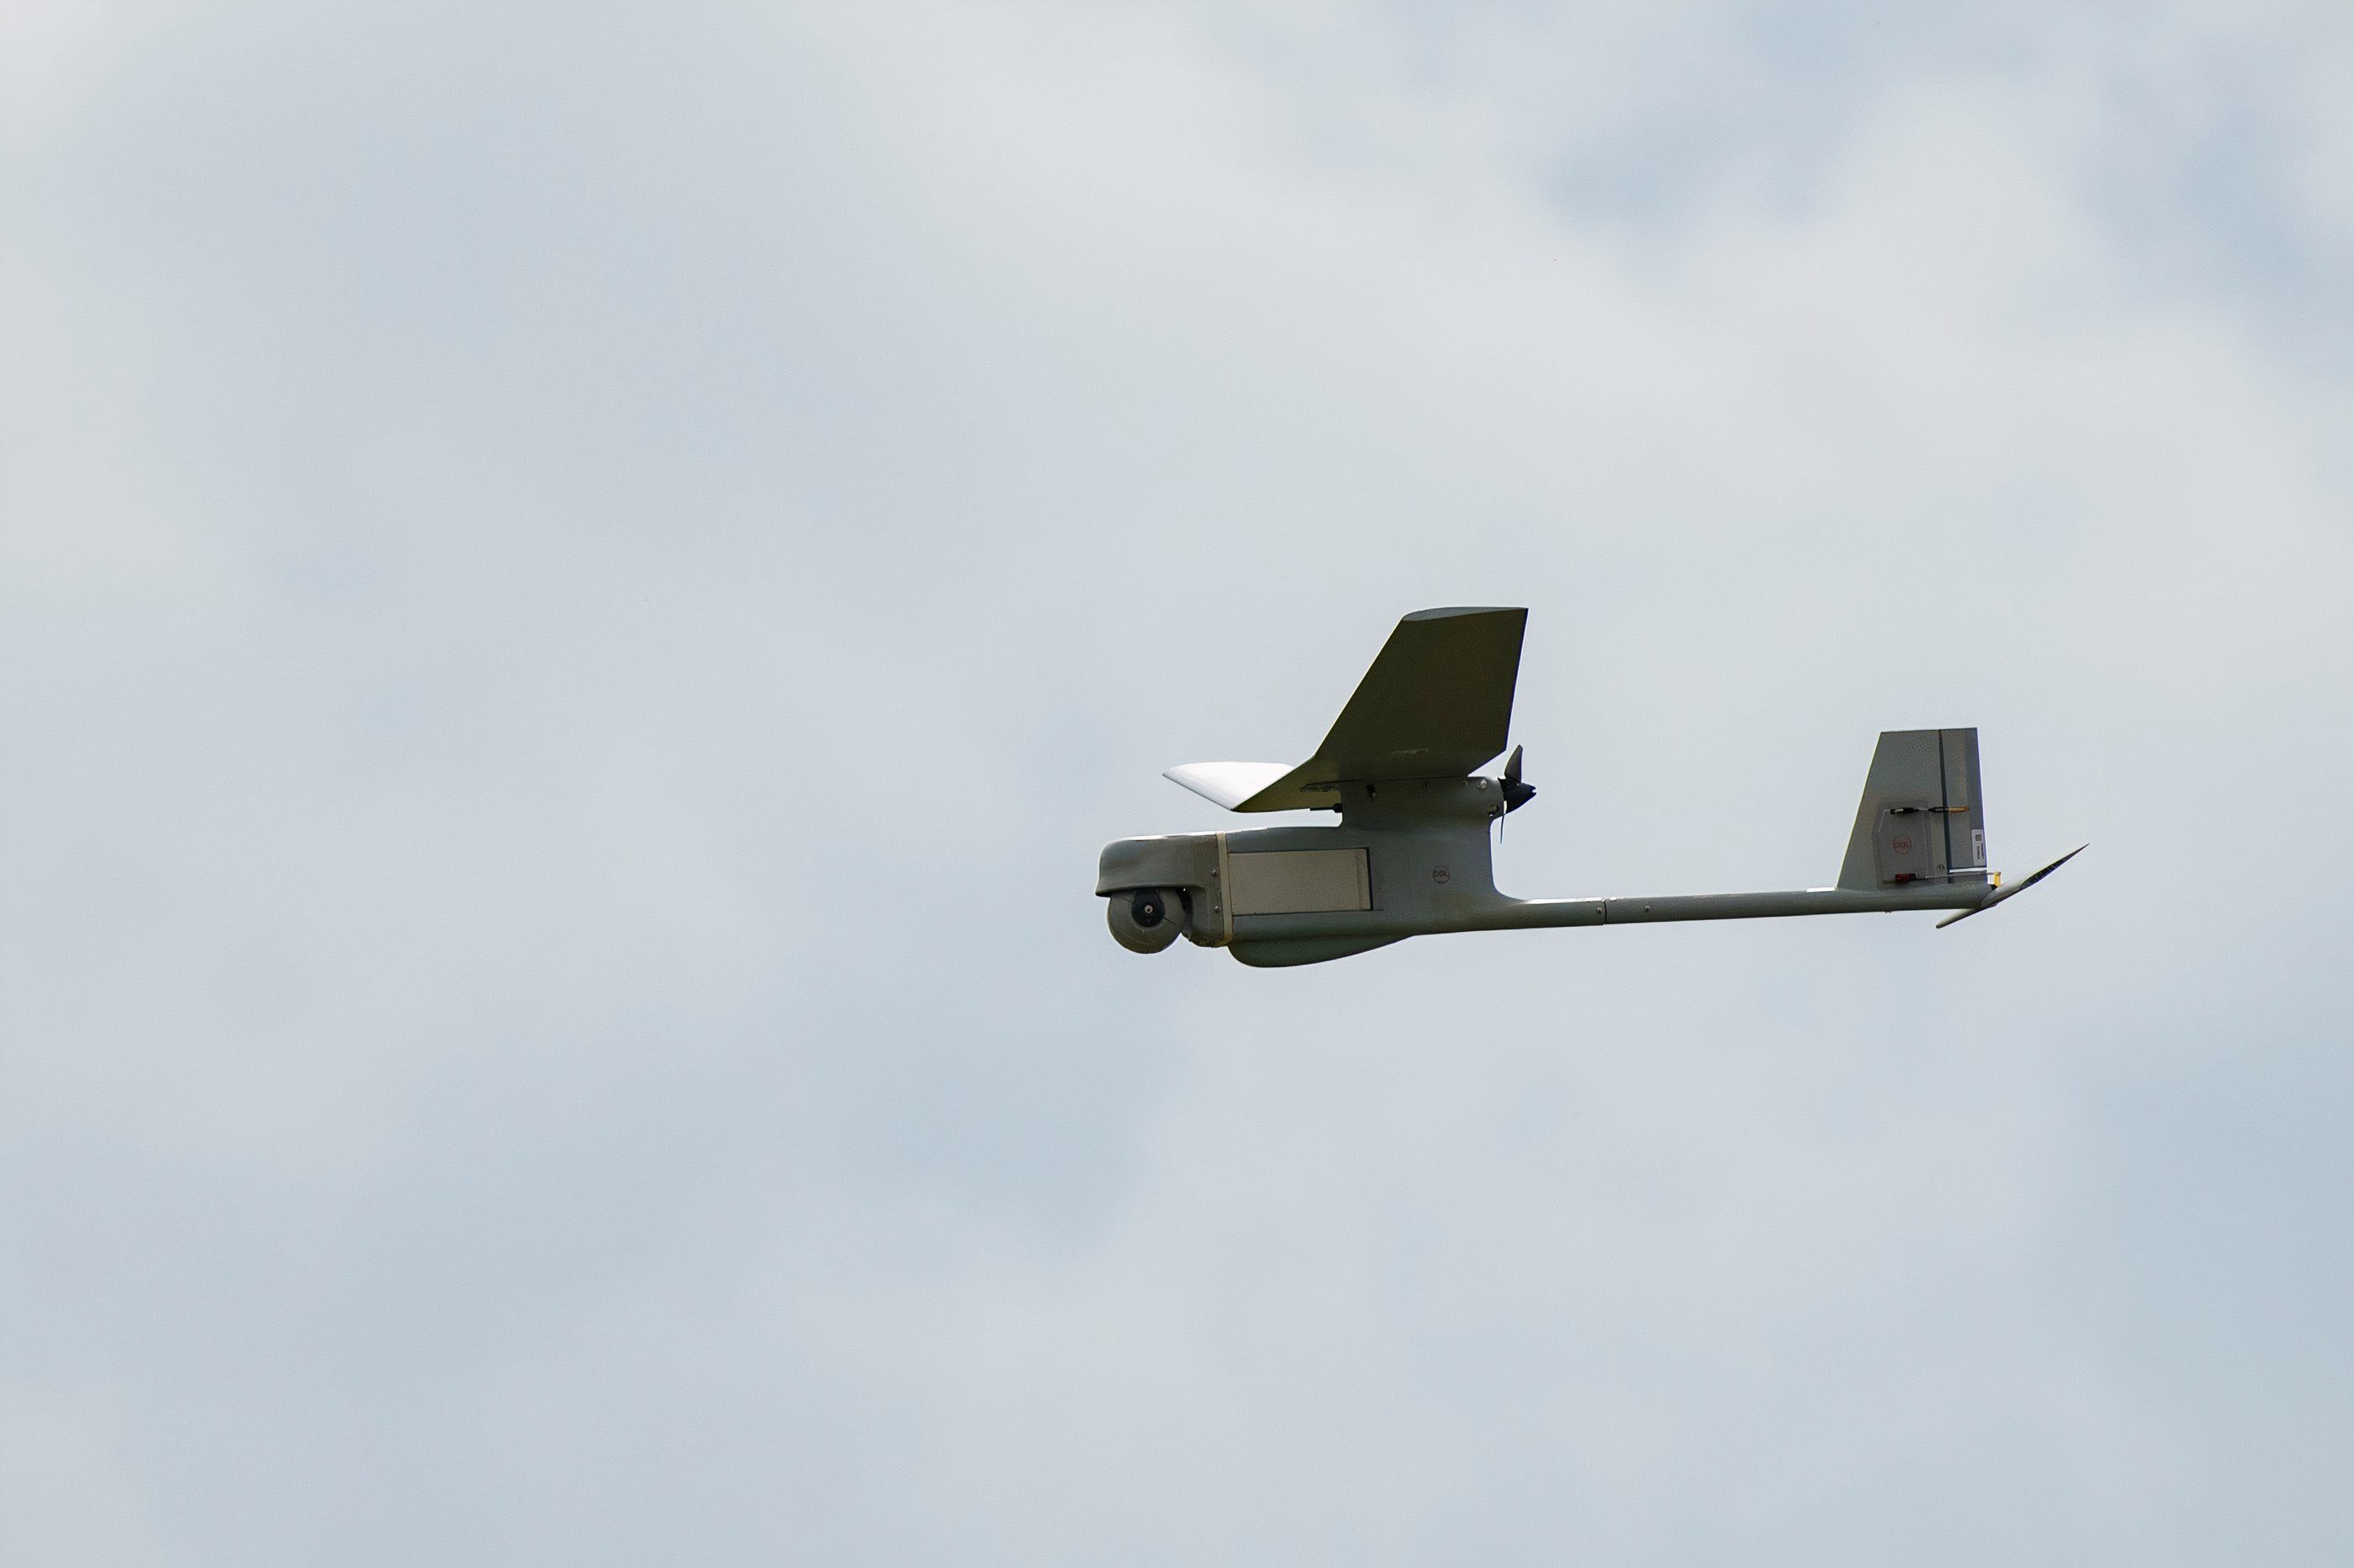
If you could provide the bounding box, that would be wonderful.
[3,3,2350,1561]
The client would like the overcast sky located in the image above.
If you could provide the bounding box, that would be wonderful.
[5,3,2352,1562]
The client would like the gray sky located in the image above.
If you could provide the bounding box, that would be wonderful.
[4,3,2351,1562]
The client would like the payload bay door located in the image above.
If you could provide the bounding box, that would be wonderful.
[1226,848,1373,916]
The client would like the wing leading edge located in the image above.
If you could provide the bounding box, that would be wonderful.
[1166,607,1528,812]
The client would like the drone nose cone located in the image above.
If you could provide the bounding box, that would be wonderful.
[1500,779,1536,813]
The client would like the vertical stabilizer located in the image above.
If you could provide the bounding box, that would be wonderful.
[1837,729,1987,891]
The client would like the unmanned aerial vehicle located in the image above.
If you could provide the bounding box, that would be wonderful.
[1098,607,2081,966]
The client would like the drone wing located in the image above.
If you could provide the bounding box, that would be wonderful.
[1163,761,1295,810]
[1166,607,1528,813]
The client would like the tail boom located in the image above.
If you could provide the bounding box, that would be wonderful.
[1220,880,1993,942]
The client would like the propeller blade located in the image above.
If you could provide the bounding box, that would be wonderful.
[1498,743,1536,814]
